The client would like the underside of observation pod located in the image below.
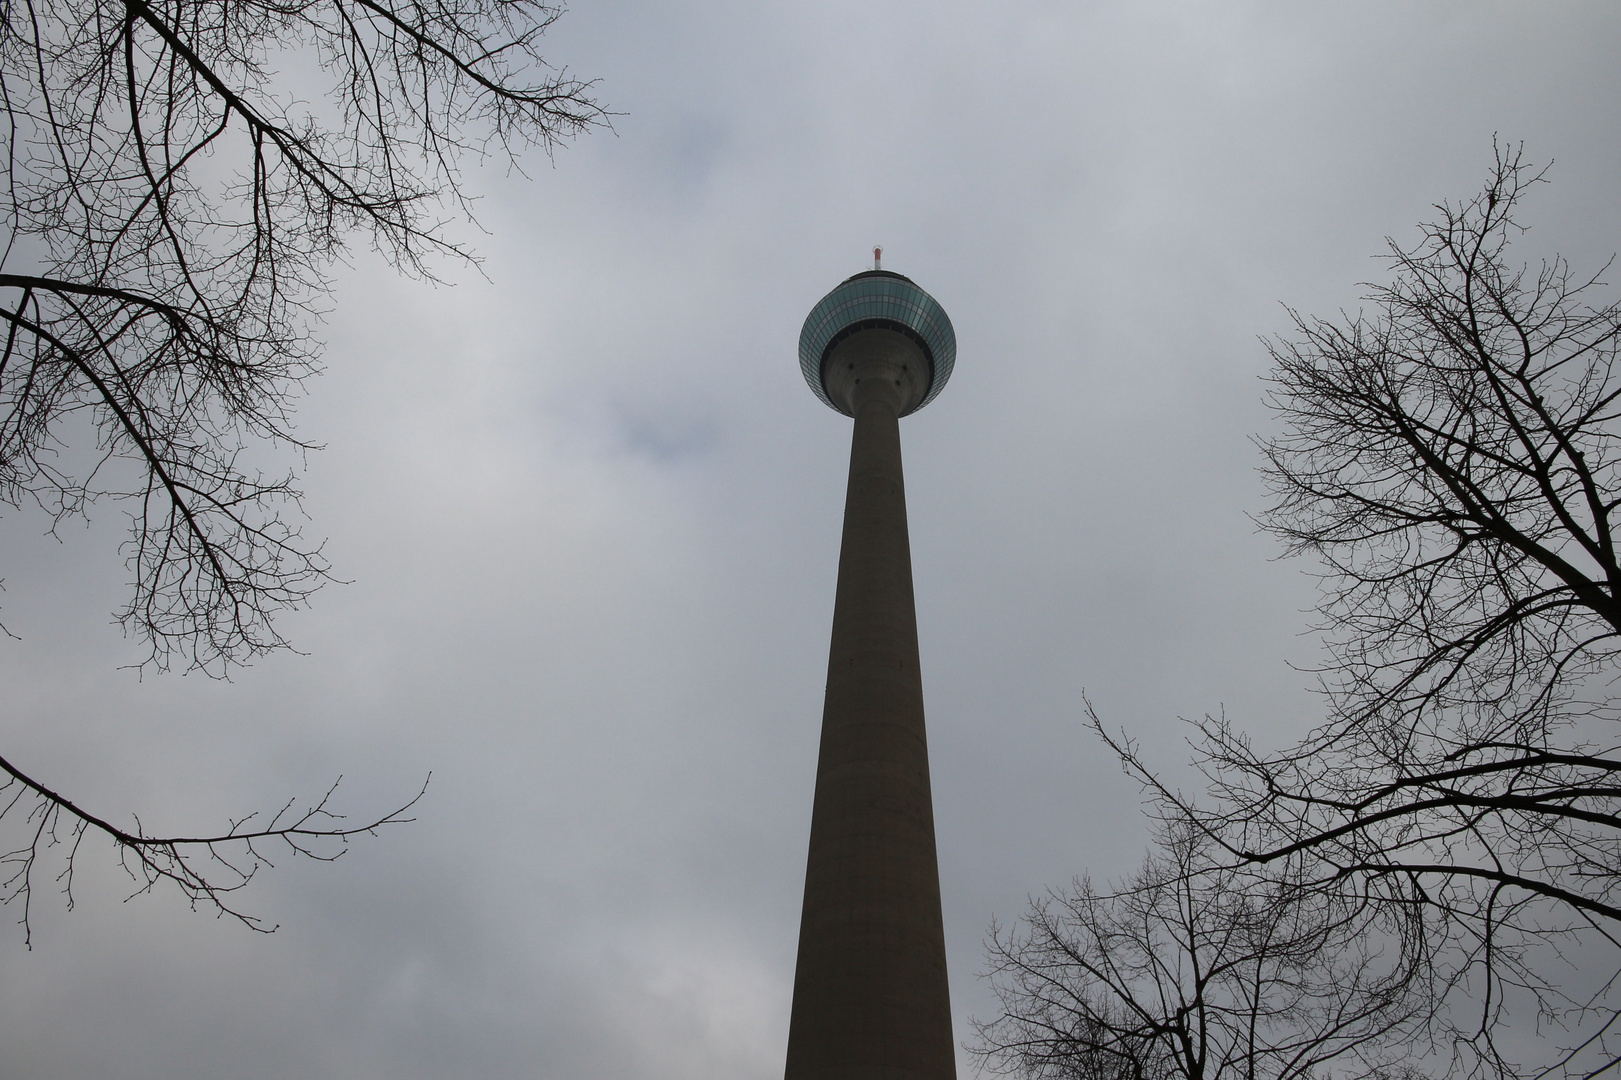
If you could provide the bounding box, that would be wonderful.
[798,270,957,417]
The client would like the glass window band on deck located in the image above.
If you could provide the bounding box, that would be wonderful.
[797,271,957,417]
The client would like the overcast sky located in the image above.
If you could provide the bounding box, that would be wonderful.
[4,3,1621,1078]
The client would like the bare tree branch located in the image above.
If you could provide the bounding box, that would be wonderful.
[973,821,1431,1080]
[0,0,606,672]
[1098,145,1621,1078]
[0,0,603,934]
[0,750,428,947]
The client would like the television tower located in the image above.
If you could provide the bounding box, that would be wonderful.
[785,266,958,1080]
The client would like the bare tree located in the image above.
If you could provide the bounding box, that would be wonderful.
[975,823,1427,1080]
[0,755,428,947]
[0,0,603,937]
[1106,145,1621,1077]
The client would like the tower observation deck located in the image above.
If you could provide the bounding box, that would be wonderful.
[784,268,958,1080]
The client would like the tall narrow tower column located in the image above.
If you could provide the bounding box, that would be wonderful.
[786,270,958,1080]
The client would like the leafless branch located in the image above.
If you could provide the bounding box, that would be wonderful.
[1097,144,1621,1078]
[0,0,606,672]
[0,750,427,947]
[973,821,1431,1080]
[0,0,590,933]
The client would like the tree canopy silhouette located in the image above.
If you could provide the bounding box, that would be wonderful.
[0,0,602,940]
[976,823,1427,1080]
[1107,145,1621,1078]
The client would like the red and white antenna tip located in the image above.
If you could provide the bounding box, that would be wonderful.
[874,246,882,269]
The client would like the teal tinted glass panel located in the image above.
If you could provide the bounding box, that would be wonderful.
[798,271,956,416]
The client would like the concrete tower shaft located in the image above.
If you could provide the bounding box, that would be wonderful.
[785,272,958,1080]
